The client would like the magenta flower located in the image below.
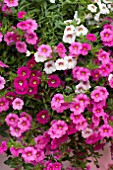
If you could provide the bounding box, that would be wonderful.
[75,94,90,107]
[51,93,64,108]
[91,89,103,102]
[0,32,3,42]
[70,101,85,114]
[17,66,31,78]
[10,147,23,157]
[80,43,91,56]
[97,50,110,64]
[38,44,52,58]
[86,133,101,144]
[15,86,28,95]
[100,29,113,42]
[99,64,110,77]
[0,141,7,154]
[14,76,28,90]
[35,135,49,149]
[5,113,19,127]
[16,41,27,53]
[0,97,9,113]
[26,19,38,32]
[27,86,37,96]
[12,98,24,110]
[25,32,38,45]
[67,122,78,135]
[29,76,40,87]
[99,124,113,138]
[55,43,67,53]
[0,76,6,89]
[22,146,36,163]
[17,11,26,19]
[70,113,85,124]
[36,110,50,124]
[35,149,45,163]
[18,117,31,132]
[48,75,60,88]
[5,92,16,105]
[92,106,104,117]
[4,32,14,46]
[27,57,37,68]
[91,69,100,81]
[86,33,97,42]
[69,42,82,56]
[4,0,18,7]
[20,112,32,122]
[17,21,28,31]
[10,125,22,138]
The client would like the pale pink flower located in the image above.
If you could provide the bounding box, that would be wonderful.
[4,0,18,7]
[12,98,24,110]
[0,76,6,89]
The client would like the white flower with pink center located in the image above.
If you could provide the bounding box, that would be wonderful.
[82,128,93,138]
[75,24,88,37]
[43,60,56,74]
[55,58,67,70]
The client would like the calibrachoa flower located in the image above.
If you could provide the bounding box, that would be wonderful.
[12,98,24,110]
[0,141,7,154]
[0,32,3,42]
[51,94,64,108]
[4,0,18,7]
[17,11,26,19]
[17,66,31,78]
[43,60,56,74]
[36,110,50,124]
[21,146,36,163]
[48,75,60,88]
[86,33,97,42]
[16,41,27,53]
[0,97,9,113]
[0,76,6,89]
[99,124,113,138]
[5,113,19,127]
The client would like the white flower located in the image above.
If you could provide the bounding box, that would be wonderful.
[75,25,88,37]
[81,80,91,90]
[63,33,76,44]
[43,60,56,74]
[74,11,81,24]
[93,0,101,5]
[50,0,55,3]
[85,13,93,19]
[64,56,77,69]
[82,128,93,138]
[55,58,67,70]
[99,3,110,14]
[64,25,75,35]
[64,20,73,24]
[75,82,86,94]
[108,74,113,81]
[87,4,97,13]
[94,12,101,21]
[103,0,112,3]
[26,50,31,57]
[108,4,113,11]
[34,51,47,62]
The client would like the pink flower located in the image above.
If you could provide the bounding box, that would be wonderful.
[4,0,18,7]
[92,106,104,117]
[51,94,64,108]
[67,122,78,135]
[38,44,52,58]
[35,149,45,163]
[48,120,68,139]
[22,146,36,163]
[0,141,7,154]
[25,32,38,45]
[86,33,97,42]
[48,75,60,88]
[20,112,32,122]
[97,50,110,64]
[80,43,91,56]
[10,125,22,137]
[26,57,37,68]
[53,162,62,170]
[27,86,37,96]
[69,42,82,56]
[14,76,28,90]
[36,110,50,124]
[100,29,113,42]
[26,19,38,32]
[109,78,113,88]
[86,133,101,144]
[75,94,90,107]
[99,64,110,77]
[91,89,103,102]
[0,32,3,42]
[0,60,9,68]
[29,76,40,87]
[91,69,100,81]
[18,117,31,132]
[17,11,26,19]
[0,97,9,113]
[4,32,14,46]
[10,147,23,157]
[16,41,27,53]
[12,98,24,110]
[5,113,19,127]
[17,21,28,31]
[76,120,88,131]
[17,66,31,78]
[99,124,113,138]
[55,43,66,53]
[70,113,85,124]
[35,135,49,149]
[2,4,12,14]
[0,76,6,89]
[5,92,16,105]
[70,101,85,114]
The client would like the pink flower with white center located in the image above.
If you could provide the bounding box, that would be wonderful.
[48,75,60,88]
[10,125,22,137]
[35,149,45,163]
[91,89,103,102]
[0,32,3,42]
[82,128,93,138]
[97,50,110,64]
[16,41,27,53]
[4,0,18,7]
[76,120,88,131]
[91,69,100,81]
[17,66,31,78]
[0,141,7,154]
[53,162,62,170]
[55,58,67,70]
[37,44,52,58]
[69,42,82,56]
[26,19,38,32]
[36,110,50,124]
[0,97,9,113]
[14,76,28,91]
[4,32,14,46]
[18,117,31,132]
[12,98,24,110]
[51,93,64,108]
[99,124,113,138]
[5,113,19,127]
[99,64,110,77]
[100,29,113,42]
[29,76,40,87]
[75,94,90,107]
[44,60,56,74]
[25,32,38,45]
[22,147,36,163]
[17,21,28,31]
[10,147,23,157]
[70,101,85,114]
[20,112,32,122]
[86,33,97,42]
[0,76,6,89]
[80,43,91,56]
[17,11,26,19]
[48,120,68,139]
[92,106,104,117]
[70,113,85,124]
